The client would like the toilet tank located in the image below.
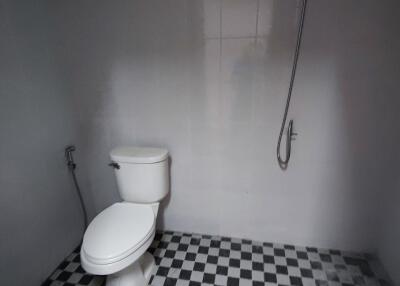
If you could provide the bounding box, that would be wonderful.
[109,147,169,203]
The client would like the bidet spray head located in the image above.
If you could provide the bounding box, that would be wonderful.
[65,145,76,170]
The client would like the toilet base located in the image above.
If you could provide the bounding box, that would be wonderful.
[106,252,155,286]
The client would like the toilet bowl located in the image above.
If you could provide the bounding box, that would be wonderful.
[80,147,169,286]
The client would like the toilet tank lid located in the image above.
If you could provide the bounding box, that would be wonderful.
[110,146,169,164]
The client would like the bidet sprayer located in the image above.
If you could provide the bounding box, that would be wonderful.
[65,145,76,170]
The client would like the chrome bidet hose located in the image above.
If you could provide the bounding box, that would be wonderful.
[277,0,308,169]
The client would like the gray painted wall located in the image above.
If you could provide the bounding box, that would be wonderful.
[52,0,400,253]
[375,1,400,283]
[0,1,84,285]
[378,180,400,285]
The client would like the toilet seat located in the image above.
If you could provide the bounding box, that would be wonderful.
[81,202,155,268]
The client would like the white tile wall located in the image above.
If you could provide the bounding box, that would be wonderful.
[221,0,258,38]
[53,0,400,254]
[257,0,274,37]
[202,0,221,39]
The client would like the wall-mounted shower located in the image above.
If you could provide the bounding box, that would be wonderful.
[277,0,307,169]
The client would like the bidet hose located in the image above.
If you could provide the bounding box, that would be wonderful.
[71,168,88,229]
[277,0,307,169]
[65,145,88,230]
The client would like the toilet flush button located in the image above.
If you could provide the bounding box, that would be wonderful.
[108,162,120,169]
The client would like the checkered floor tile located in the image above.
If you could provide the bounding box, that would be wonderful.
[42,246,105,286]
[43,231,391,286]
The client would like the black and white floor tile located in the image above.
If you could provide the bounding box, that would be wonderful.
[43,231,391,286]
[42,245,105,286]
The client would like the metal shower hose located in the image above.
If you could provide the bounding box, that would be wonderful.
[277,0,308,169]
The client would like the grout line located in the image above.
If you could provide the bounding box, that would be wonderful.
[219,0,222,66]
[255,0,260,44]
[205,35,263,40]
[219,0,223,119]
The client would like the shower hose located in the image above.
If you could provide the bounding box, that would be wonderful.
[277,0,307,169]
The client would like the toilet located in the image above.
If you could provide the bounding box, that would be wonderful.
[81,146,169,286]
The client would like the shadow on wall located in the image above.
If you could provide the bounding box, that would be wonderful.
[260,0,400,250]
[52,0,206,220]
[157,157,173,229]
[331,1,400,249]
[297,0,400,249]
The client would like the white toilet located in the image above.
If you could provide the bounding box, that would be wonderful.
[81,146,169,286]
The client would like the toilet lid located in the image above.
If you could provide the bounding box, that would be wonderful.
[82,202,155,264]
